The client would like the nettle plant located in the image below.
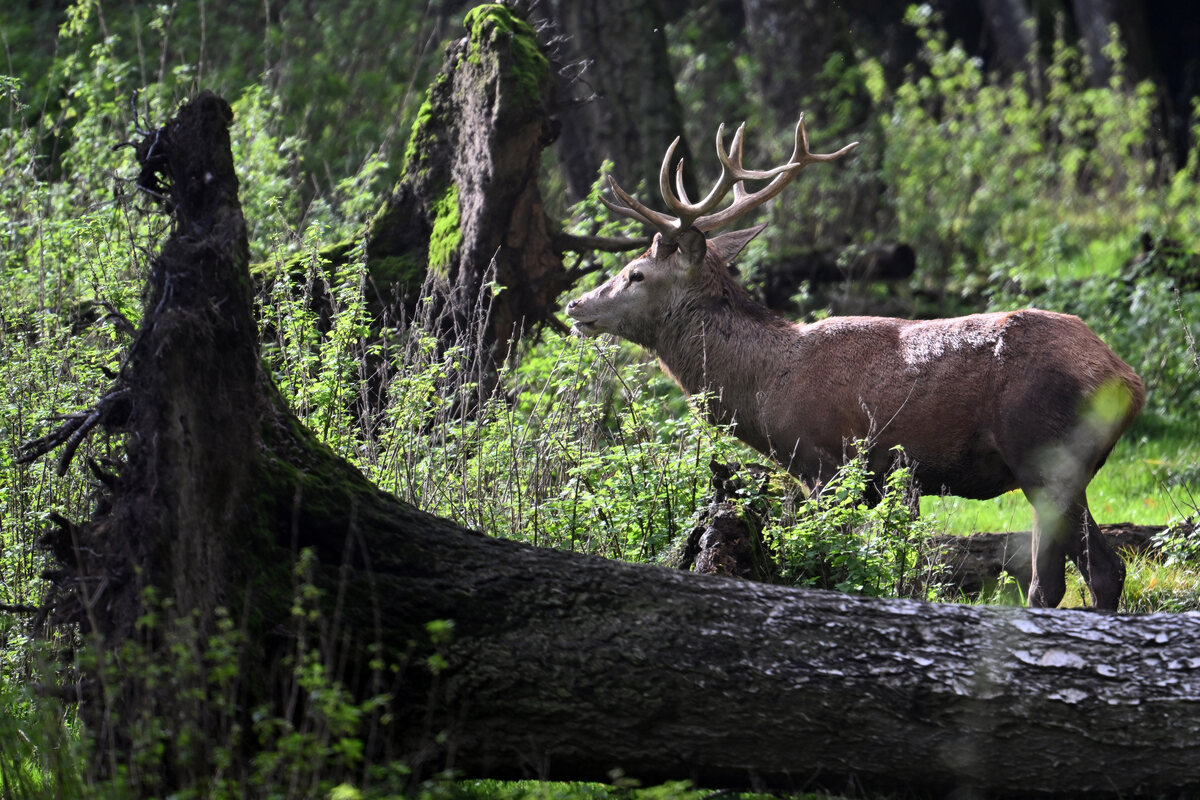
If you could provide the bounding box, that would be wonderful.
[772,446,938,599]
[363,324,746,562]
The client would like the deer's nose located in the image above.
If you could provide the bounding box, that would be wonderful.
[566,298,579,311]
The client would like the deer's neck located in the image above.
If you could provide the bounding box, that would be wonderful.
[650,295,797,451]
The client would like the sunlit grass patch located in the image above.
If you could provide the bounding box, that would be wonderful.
[922,434,1200,535]
[1052,548,1200,612]
[1122,551,1200,613]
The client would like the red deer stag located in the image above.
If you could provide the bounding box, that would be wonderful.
[566,115,1145,610]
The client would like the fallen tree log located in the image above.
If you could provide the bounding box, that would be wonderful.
[425,543,1200,797]
[757,242,916,309]
[19,56,1200,800]
[929,523,1164,596]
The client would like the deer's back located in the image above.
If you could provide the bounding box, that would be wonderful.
[767,309,1143,498]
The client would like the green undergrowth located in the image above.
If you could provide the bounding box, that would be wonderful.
[865,7,1200,298]
[770,448,938,599]
[924,433,1200,535]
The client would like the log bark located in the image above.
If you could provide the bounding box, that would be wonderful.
[417,544,1200,798]
[756,243,916,309]
[24,75,1200,800]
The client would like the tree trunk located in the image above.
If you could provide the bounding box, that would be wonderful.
[23,54,1200,800]
[741,0,851,127]
[979,0,1037,74]
[535,0,697,203]
[755,243,917,310]
[1070,0,1151,88]
[356,4,568,400]
[738,0,886,255]
[27,91,295,789]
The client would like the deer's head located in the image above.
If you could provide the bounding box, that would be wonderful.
[566,115,857,346]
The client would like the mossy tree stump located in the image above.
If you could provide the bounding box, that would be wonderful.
[364,3,568,397]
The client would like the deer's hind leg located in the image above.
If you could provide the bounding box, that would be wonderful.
[1066,498,1124,611]
[1027,500,1070,609]
[1024,489,1124,610]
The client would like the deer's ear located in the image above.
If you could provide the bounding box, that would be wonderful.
[677,228,708,268]
[708,223,767,266]
[649,232,671,260]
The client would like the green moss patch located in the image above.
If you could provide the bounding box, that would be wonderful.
[463,3,549,108]
[427,183,462,276]
[371,251,424,294]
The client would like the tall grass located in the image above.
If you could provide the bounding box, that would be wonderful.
[254,226,749,562]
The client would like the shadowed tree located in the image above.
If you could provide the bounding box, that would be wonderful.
[302,5,573,404]
[305,4,643,405]
[534,0,697,203]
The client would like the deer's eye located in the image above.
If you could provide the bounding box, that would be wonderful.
[628,270,644,283]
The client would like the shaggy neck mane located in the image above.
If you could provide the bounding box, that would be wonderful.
[650,257,796,425]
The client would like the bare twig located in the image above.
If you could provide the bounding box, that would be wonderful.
[0,603,38,614]
[1175,286,1200,372]
[99,301,137,337]
[17,388,132,476]
[552,232,650,254]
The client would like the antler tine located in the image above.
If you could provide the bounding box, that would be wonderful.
[601,114,858,239]
[718,121,796,182]
[656,125,744,234]
[695,114,858,233]
[652,122,763,235]
[601,174,677,234]
[673,160,691,205]
[726,124,755,204]
[671,123,734,205]
[657,135,684,214]
[793,112,860,165]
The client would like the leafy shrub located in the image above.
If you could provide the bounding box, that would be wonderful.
[359,324,747,561]
[773,446,936,598]
[4,0,443,198]
[865,6,1186,296]
[1153,517,1200,570]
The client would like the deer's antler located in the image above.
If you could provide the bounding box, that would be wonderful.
[601,114,858,240]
